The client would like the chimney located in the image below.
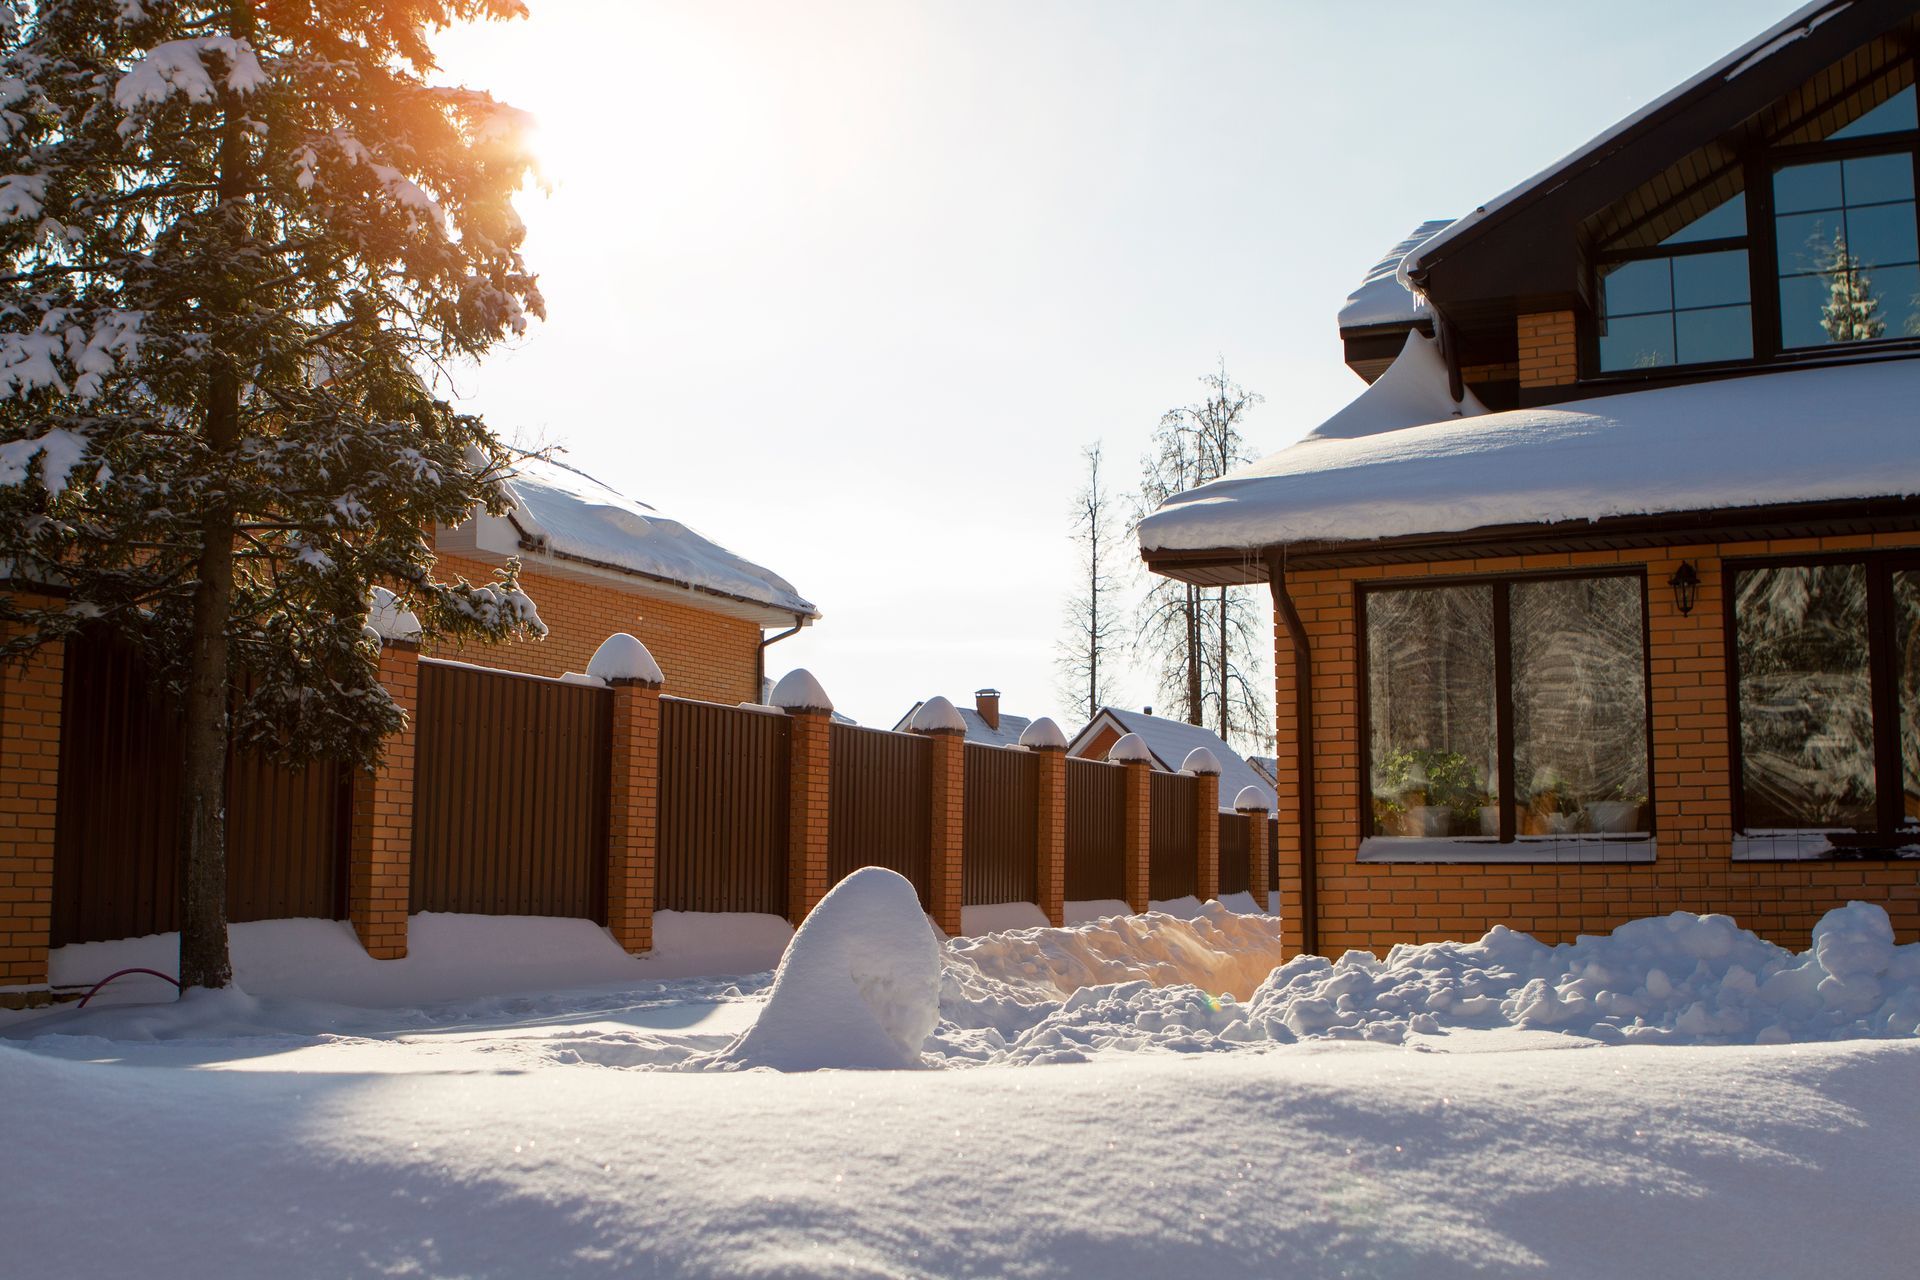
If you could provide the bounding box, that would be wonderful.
[974,688,1001,731]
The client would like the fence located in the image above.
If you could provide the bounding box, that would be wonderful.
[33,629,1280,976]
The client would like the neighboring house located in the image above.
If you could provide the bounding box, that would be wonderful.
[1066,707,1277,812]
[1138,0,1920,958]
[434,456,818,706]
[892,688,1031,746]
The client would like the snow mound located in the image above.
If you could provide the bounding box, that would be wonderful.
[366,586,420,643]
[907,694,965,733]
[1245,901,1920,1046]
[768,667,832,712]
[1232,786,1270,811]
[1018,716,1067,749]
[1179,746,1221,775]
[699,867,941,1071]
[586,631,662,684]
[1107,732,1152,763]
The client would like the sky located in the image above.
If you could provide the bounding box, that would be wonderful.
[430,0,1802,738]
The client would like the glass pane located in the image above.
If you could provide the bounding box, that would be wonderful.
[1601,258,1672,315]
[1896,570,1920,830]
[1735,564,1875,829]
[1366,587,1497,839]
[1778,271,1839,347]
[1842,201,1918,268]
[1842,153,1916,206]
[1831,85,1918,139]
[1598,312,1673,370]
[1674,305,1753,364]
[1775,160,1843,215]
[1511,578,1649,837]
[1776,211,1842,276]
[1672,249,1750,308]
[1871,262,1920,338]
[1662,192,1747,245]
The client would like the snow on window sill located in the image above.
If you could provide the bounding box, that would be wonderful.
[1732,830,1920,861]
[1357,836,1656,864]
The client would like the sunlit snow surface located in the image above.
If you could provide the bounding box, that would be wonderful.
[4,888,1918,1278]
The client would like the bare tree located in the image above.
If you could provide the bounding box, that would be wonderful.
[1057,443,1123,721]
[1136,361,1271,749]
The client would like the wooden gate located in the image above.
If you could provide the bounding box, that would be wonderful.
[410,660,610,920]
[1065,757,1124,903]
[963,743,1037,906]
[1149,771,1197,901]
[829,723,930,905]
[658,698,789,915]
[52,628,349,947]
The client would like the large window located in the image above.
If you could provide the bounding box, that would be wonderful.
[1598,196,1753,371]
[1364,575,1651,855]
[1731,557,1920,849]
[1773,152,1920,348]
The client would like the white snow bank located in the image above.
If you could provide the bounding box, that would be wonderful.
[768,666,832,712]
[585,631,662,683]
[46,910,791,1009]
[961,901,1050,934]
[699,867,941,1071]
[1140,357,1920,552]
[1307,329,1487,441]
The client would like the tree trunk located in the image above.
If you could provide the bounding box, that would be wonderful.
[1217,585,1230,743]
[1185,585,1202,725]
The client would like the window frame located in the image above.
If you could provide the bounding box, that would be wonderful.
[1355,568,1657,862]
[1723,549,1920,855]
[1583,64,1920,380]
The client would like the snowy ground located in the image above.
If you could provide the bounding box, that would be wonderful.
[5,877,1917,1278]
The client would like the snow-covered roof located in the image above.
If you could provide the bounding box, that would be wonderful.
[891,701,1034,748]
[444,455,818,625]
[1403,1,1847,286]
[1067,708,1276,812]
[1139,355,1920,555]
[1336,220,1452,331]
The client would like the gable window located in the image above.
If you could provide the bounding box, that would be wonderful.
[1361,574,1652,860]
[1773,151,1920,348]
[1730,555,1920,858]
[1597,196,1753,371]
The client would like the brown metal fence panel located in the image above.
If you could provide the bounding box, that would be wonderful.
[1218,810,1249,897]
[657,698,789,916]
[963,743,1037,906]
[1064,757,1124,903]
[829,723,930,905]
[1270,815,1280,904]
[53,628,348,947]
[1150,771,1198,902]
[411,660,610,921]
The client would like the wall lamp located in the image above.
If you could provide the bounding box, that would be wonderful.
[1668,562,1701,616]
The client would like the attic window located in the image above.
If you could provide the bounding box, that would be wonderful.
[1597,193,1753,370]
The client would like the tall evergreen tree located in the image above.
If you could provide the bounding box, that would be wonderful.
[0,0,548,989]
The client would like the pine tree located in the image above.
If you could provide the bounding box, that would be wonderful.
[1056,441,1120,722]
[1819,232,1886,343]
[0,1,548,989]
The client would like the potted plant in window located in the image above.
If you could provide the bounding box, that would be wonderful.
[1380,748,1484,837]
[1584,786,1646,834]
[1522,770,1583,835]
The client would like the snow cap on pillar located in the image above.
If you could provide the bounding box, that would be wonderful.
[771,668,833,713]
[587,632,664,684]
[367,586,421,643]
[1018,716,1068,750]
[1108,732,1153,764]
[908,694,966,733]
[1233,786,1272,812]
[1180,747,1222,776]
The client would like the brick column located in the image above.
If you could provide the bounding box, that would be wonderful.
[786,707,832,924]
[920,726,965,936]
[0,612,63,1008]
[350,640,418,960]
[605,676,662,954]
[1032,742,1066,928]
[1274,814,1306,956]
[1240,798,1272,916]
[1518,310,1578,390]
[1121,760,1151,914]
[1194,771,1220,904]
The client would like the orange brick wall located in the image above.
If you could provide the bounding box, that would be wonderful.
[787,709,832,924]
[923,728,965,935]
[1517,310,1578,388]
[428,553,765,705]
[350,643,418,960]
[1273,531,1920,957]
[0,617,62,1000]
[606,680,662,953]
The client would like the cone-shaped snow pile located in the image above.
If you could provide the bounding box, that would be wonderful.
[702,867,941,1070]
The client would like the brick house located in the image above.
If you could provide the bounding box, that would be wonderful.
[433,455,818,703]
[1138,0,1920,959]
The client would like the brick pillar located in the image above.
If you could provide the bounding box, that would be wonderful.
[1121,759,1151,914]
[350,640,418,960]
[0,614,63,1007]
[1241,801,1271,916]
[1518,310,1578,389]
[606,676,662,954]
[1274,815,1306,956]
[1032,744,1066,927]
[786,707,831,924]
[919,726,965,937]
[1193,771,1220,904]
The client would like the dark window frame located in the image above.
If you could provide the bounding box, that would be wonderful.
[1583,61,1920,380]
[1355,567,1656,848]
[1723,549,1920,850]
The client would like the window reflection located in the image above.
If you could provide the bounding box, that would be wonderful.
[1774,155,1920,348]
[1366,587,1498,839]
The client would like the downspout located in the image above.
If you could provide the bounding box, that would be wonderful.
[1264,548,1320,957]
[756,615,806,698]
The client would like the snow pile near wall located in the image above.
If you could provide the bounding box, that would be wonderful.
[698,868,941,1071]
